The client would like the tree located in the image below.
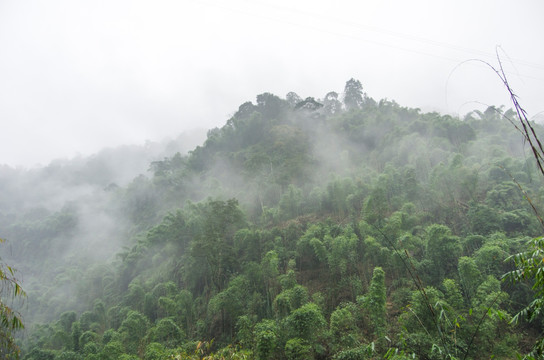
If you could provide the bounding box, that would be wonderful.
[70,321,81,353]
[505,237,544,356]
[119,310,149,355]
[190,199,246,292]
[474,243,509,278]
[148,318,184,348]
[274,285,309,318]
[360,267,387,336]
[144,342,169,360]
[23,349,55,360]
[256,92,288,120]
[284,338,312,360]
[286,92,302,108]
[254,319,279,360]
[286,302,326,343]
[441,278,464,312]
[208,275,250,338]
[261,250,279,315]
[234,101,257,119]
[363,186,389,226]
[424,224,462,284]
[294,97,323,111]
[400,286,448,358]
[457,256,482,305]
[329,304,358,351]
[333,346,375,360]
[278,184,303,220]
[0,238,25,359]
[58,311,77,334]
[79,330,98,351]
[323,91,342,115]
[467,203,502,235]
[343,78,364,110]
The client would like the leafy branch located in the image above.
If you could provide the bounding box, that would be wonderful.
[0,238,26,359]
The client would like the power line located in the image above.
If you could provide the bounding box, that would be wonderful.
[246,0,544,71]
[194,0,544,81]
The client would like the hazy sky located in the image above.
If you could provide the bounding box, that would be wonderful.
[1,0,543,167]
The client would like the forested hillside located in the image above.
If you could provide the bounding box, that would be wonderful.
[2,79,544,359]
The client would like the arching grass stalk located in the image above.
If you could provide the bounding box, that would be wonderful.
[475,48,544,358]
[458,48,544,177]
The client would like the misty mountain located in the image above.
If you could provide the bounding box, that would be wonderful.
[2,80,544,359]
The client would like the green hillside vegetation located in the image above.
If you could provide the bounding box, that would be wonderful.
[2,79,544,359]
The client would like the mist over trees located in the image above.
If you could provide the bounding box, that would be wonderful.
[1,79,544,359]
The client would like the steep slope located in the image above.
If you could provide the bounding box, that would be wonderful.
[2,80,543,359]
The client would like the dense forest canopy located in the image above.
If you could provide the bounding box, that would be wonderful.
[1,79,544,359]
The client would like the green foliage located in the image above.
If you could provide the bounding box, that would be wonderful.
[208,275,250,338]
[343,78,364,110]
[442,279,464,312]
[58,312,76,335]
[100,340,125,360]
[148,318,184,348]
[23,348,55,360]
[468,203,502,235]
[119,310,148,354]
[274,284,309,320]
[78,331,98,351]
[286,303,326,342]
[189,199,246,293]
[235,315,253,348]
[333,344,375,360]
[82,342,98,357]
[54,351,81,360]
[279,185,303,220]
[361,267,387,336]
[50,330,70,350]
[254,319,279,360]
[401,286,445,349]
[143,342,168,360]
[425,224,462,285]
[328,234,359,280]
[9,81,544,359]
[329,303,359,351]
[0,238,25,359]
[70,322,81,353]
[505,237,544,356]
[474,243,509,278]
[458,256,482,304]
[284,338,312,360]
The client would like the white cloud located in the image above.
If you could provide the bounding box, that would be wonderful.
[0,0,543,166]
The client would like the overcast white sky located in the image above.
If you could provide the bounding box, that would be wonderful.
[1,0,543,167]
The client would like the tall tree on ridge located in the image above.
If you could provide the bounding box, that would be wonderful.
[343,78,364,110]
